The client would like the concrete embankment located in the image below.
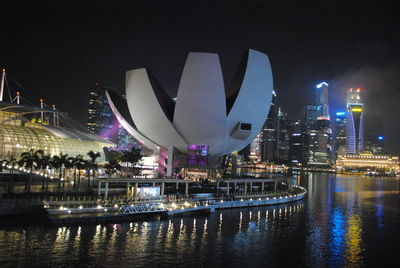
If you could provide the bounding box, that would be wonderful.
[0,186,307,225]
[0,200,46,216]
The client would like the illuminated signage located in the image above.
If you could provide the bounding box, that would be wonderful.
[336,112,346,116]
[138,187,161,197]
[351,108,362,112]
[317,116,330,120]
[378,136,384,141]
[316,82,328,88]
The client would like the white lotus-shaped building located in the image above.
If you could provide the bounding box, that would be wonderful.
[107,49,273,175]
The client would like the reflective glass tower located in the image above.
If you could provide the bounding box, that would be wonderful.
[346,88,364,153]
[316,82,329,120]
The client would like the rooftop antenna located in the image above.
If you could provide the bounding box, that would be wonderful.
[40,98,44,121]
[52,104,56,126]
[0,68,5,101]
[52,104,59,126]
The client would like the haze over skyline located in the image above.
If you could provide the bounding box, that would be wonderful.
[1,0,399,153]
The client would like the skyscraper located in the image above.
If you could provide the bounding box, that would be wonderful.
[303,82,332,166]
[249,132,263,161]
[304,104,321,131]
[315,82,329,120]
[333,111,347,157]
[87,82,101,134]
[307,130,330,165]
[276,108,292,162]
[364,135,385,154]
[346,88,364,154]
[87,82,119,143]
[289,120,307,165]
[261,90,277,161]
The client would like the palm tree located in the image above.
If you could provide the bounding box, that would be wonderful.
[38,154,52,190]
[76,157,86,188]
[121,147,143,175]
[104,159,122,177]
[87,150,101,163]
[0,159,4,179]
[1,158,18,192]
[51,155,62,188]
[83,159,91,188]
[68,154,84,188]
[62,154,72,189]
[87,151,100,188]
[51,153,69,189]
[18,149,44,192]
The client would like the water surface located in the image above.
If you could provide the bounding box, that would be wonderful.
[0,173,399,267]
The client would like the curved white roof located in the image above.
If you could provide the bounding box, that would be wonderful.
[173,52,226,156]
[109,49,273,160]
[224,49,273,154]
[125,68,188,153]
[106,90,159,151]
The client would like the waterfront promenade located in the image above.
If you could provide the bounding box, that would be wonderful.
[1,173,305,223]
[46,184,306,225]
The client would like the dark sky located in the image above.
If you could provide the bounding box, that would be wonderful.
[2,0,400,153]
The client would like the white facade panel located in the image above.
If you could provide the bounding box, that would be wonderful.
[224,49,273,154]
[106,90,159,151]
[173,53,226,156]
[125,69,188,153]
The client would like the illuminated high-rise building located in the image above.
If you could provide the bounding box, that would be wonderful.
[249,132,263,161]
[346,88,364,154]
[289,120,307,165]
[315,82,329,120]
[304,104,321,131]
[307,129,330,166]
[276,108,292,162]
[333,111,347,157]
[364,135,385,155]
[261,90,277,161]
[302,82,332,166]
[87,82,119,143]
[87,82,101,134]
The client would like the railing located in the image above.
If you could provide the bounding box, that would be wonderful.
[42,185,306,208]
[119,203,167,214]
[46,186,307,215]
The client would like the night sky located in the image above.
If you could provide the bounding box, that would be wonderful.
[2,0,399,153]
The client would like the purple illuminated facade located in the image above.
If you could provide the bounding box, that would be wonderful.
[188,145,209,166]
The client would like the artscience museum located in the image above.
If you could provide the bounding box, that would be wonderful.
[107,49,273,176]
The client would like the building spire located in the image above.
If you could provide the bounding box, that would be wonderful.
[0,68,5,102]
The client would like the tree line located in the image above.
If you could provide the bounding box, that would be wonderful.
[0,147,143,192]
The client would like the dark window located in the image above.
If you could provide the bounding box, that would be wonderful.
[240,123,252,130]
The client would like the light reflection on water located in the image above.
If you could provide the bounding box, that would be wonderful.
[0,173,399,267]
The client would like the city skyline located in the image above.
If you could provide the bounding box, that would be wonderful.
[1,1,399,153]
[0,2,399,267]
